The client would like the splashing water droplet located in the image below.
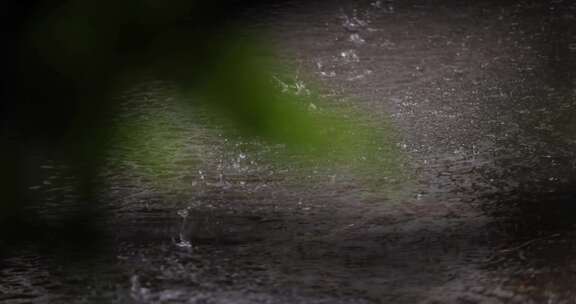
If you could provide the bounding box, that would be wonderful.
[175,239,192,248]
[294,80,310,96]
[273,75,310,95]
[347,69,373,81]
[130,275,151,302]
[340,50,360,63]
[175,208,192,249]
[177,208,189,218]
[320,71,337,77]
[341,10,368,32]
[349,33,366,45]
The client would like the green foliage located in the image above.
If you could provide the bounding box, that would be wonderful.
[1,0,407,220]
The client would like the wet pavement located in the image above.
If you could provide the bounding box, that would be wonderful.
[2,0,576,303]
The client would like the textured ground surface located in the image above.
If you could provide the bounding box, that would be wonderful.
[2,0,576,303]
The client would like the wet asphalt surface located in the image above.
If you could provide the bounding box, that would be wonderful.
[2,0,576,303]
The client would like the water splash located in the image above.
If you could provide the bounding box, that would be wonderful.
[349,33,366,45]
[340,50,360,63]
[273,75,311,96]
[371,0,383,9]
[347,69,373,81]
[130,275,151,302]
[316,60,337,77]
[340,10,368,33]
[175,208,192,249]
